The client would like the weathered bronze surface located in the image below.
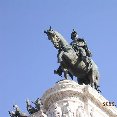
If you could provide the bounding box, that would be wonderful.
[44,27,100,92]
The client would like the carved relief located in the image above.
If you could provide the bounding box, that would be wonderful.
[46,109,52,117]
[47,103,62,117]
[53,103,62,117]
[89,108,94,117]
[76,105,85,117]
[62,102,74,117]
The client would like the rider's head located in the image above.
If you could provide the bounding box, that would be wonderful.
[71,29,78,40]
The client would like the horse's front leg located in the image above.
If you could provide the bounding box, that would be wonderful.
[63,68,69,79]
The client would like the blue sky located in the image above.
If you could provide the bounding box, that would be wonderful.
[0,0,117,116]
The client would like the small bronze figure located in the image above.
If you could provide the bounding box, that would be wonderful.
[9,104,27,117]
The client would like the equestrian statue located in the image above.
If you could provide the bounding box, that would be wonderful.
[44,27,100,92]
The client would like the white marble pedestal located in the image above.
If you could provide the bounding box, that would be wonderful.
[29,80,117,117]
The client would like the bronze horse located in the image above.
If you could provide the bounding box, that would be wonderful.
[44,27,100,91]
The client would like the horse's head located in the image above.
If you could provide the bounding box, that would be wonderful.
[44,27,65,49]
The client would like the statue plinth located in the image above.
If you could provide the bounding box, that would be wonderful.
[29,80,117,117]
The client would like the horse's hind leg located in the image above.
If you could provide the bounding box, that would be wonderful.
[88,69,95,88]
[77,78,84,85]
[89,69,100,91]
